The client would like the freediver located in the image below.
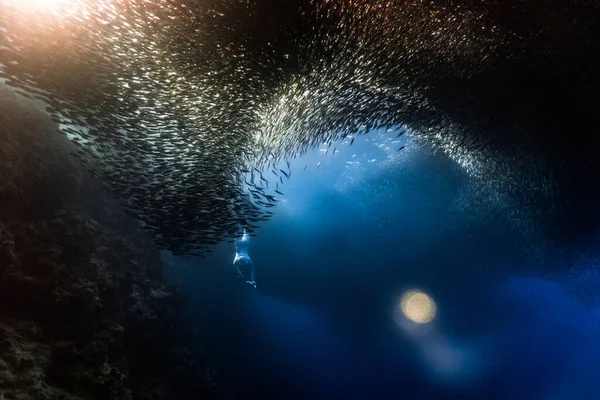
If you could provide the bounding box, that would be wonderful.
[233,227,257,288]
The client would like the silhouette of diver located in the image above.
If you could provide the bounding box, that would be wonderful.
[233,228,256,288]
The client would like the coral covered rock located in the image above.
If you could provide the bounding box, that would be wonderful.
[0,85,226,399]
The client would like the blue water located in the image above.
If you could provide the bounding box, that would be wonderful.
[164,132,600,400]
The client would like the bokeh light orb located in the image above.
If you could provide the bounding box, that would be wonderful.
[400,289,437,324]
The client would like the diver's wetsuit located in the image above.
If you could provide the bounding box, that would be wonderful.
[233,229,256,288]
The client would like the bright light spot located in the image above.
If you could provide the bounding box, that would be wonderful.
[10,0,65,9]
[400,290,437,324]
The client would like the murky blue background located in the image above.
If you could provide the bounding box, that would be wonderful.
[164,132,600,400]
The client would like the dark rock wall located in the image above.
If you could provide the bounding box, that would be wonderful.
[0,86,227,400]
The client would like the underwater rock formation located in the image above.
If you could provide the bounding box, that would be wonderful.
[0,87,226,399]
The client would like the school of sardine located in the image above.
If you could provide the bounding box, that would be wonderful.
[0,0,595,255]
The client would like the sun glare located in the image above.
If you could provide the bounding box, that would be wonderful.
[8,0,66,10]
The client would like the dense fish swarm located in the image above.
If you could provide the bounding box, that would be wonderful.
[1,0,598,255]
